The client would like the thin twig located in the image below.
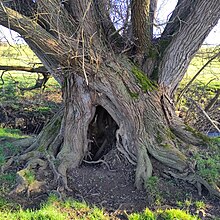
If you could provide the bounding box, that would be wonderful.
[177,51,220,103]
[188,98,220,133]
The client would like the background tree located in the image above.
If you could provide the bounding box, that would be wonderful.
[0,0,219,197]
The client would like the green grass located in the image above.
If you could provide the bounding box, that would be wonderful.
[0,128,27,167]
[158,209,199,220]
[195,153,220,183]
[0,44,40,66]
[0,195,201,220]
[0,128,26,139]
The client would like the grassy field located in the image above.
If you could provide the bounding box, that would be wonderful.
[0,44,60,102]
[183,47,220,92]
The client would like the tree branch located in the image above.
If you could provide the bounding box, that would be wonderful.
[0,3,70,64]
[93,0,125,50]
[189,98,220,133]
[0,65,50,91]
[19,72,50,91]
[34,0,76,38]
[0,2,81,84]
[131,0,152,54]
[205,89,220,112]
[158,0,220,95]
[0,65,47,74]
[161,0,193,40]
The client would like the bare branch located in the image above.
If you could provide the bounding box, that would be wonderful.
[177,50,220,102]
[205,89,220,112]
[189,98,220,133]
[19,72,50,91]
[0,65,50,91]
[0,4,70,64]
[35,0,76,38]
[0,65,47,74]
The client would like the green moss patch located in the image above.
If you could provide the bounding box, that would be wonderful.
[132,66,157,92]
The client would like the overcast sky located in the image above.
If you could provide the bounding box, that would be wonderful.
[0,0,219,45]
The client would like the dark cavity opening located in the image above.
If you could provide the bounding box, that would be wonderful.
[86,105,118,161]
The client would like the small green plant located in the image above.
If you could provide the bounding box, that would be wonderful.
[47,193,60,204]
[195,201,206,210]
[24,170,35,185]
[88,206,106,220]
[158,208,199,220]
[71,200,89,210]
[0,152,5,166]
[176,201,183,208]
[146,176,159,189]
[36,106,52,113]
[196,154,220,183]
[129,208,156,220]
[0,197,9,209]
[184,198,192,210]
[146,176,162,206]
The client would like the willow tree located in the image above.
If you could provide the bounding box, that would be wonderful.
[0,0,219,197]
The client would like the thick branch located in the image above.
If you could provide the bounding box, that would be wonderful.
[69,0,99,41]
[0,3,83,84]
[0,4,70,65]
[0,65,50,90]
[161,0,193,40]
[94,0,125,50]
[131,0,152,53]
[0,65,47,74]
[158,0,220,95]
[35,0,76,38]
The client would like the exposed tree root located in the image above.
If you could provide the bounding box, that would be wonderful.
[164,170,220,198]
[135,146,152,189]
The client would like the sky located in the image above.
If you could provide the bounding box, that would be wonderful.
[0,0,219,45]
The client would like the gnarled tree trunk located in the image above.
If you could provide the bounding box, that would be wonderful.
[0,0,219,198]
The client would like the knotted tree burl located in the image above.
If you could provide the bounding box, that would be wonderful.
[0,0,219,197]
